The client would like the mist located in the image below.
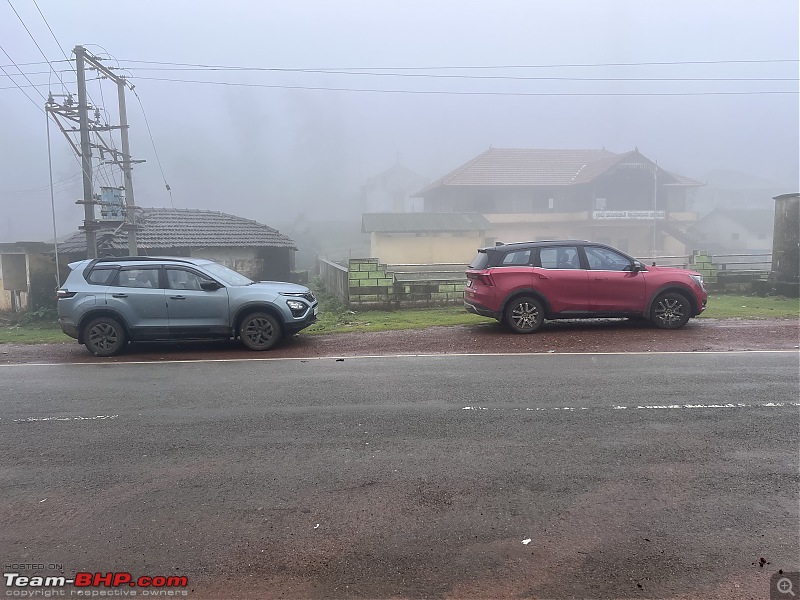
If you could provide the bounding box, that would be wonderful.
[1,0,797,245]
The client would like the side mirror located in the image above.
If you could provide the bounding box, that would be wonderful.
[630,261,645,273]
[200,280,221,291]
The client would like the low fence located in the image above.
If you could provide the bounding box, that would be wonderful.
[317,251,776,310]
[638,251,772,292]
[318,258,349,305]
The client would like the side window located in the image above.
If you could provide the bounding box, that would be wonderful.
[86,268,116,285]
[166,268,210,291]
[113,268,159,288]
[585,247,632,271]
[539,246,582,269]
[500,250,532,266]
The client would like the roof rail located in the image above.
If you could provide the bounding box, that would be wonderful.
[92,256,197,265]
[82,256,198,274]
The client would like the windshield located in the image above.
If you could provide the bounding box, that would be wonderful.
[201,262,253,286]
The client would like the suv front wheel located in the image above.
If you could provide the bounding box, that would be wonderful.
[83,316,127,357]
[651,292,691,329]
[239,312,282,351]
[505,296,544,333]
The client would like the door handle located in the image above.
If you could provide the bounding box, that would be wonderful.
[169,295,186,300]
[112,293,128,298]
[536,273,550,280]
[594,277,609,281]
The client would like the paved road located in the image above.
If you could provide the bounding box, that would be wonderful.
[1,351,798,599]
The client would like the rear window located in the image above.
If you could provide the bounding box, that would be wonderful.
[500,250,532,266]
[86,267,117,285]
[468,252,489,270]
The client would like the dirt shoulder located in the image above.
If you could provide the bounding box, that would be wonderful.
[1,318,797,365]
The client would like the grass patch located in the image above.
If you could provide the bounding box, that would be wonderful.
[304,281,494,334]
[306,305,494,335]
[1,293,796,345]
[0,322,66,344]
[699,294,800,319]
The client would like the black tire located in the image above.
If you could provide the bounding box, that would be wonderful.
[651,292,692,329]
[239,312,282,351]
[83,316,127,357]
[504,296,544,334]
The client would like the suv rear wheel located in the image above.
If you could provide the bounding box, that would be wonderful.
[651,292,691,329]
[239,312,281,351]
[505,296,544,333]
[83,316,127,357]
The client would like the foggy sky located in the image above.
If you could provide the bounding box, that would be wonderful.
[1,0,798,243]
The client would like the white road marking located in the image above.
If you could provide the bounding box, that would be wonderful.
[11,414,119,423]
[462,402,799,412]
[0,349,797,368]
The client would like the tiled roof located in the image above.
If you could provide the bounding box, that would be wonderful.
[58,207,296,255]
[414,148,702,194]
[362,212,491,233]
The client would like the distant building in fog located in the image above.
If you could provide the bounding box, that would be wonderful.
[412,147,703,258]
[361,162,429,213]
[689,209,774,253]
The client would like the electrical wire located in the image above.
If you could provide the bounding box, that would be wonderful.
[113,57,800,70]
[132,87,174,207]
[129,75,798,96]
[0,44,47,113]
[6,0,70,94]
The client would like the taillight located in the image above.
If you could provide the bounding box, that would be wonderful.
[467,272,495,287]
[57,289,76,299]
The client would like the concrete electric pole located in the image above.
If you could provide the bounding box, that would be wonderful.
[45,45,144,258]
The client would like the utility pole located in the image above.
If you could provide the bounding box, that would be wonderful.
[117,76,136,255]
[82,51,143,255]
[74,45,98,259]
[46,46,144,259]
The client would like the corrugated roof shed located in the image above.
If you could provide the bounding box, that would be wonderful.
[58,207,296,255]
[362,212,491,233]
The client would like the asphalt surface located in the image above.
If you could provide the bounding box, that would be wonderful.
[1,317,799,365]
[1,352,798,599]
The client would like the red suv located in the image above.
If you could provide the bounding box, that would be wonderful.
[465,240,707,333]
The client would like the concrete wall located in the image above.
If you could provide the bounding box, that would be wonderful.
[318,258,349,305]
[188,246,294,281]
[370,232,484,264]
[347,258,465,309]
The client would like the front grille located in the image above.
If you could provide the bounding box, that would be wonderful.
[302,292,316,303]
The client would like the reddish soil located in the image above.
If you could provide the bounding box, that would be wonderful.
[1,318,797,364]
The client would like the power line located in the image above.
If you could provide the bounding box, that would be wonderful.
[30,0,74,71]
[129,75,799,96]
[132,87,174,208]
[0,43,46,111]
[0,76,98,90]
[114,57,800,71]
[6,0,70,93]
[5,65,799,84]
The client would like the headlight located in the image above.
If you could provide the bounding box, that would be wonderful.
[689,274,704,289]
[286,300,306,312]
[285,299,309,317]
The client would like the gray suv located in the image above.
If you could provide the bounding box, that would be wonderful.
[57,256,318,356]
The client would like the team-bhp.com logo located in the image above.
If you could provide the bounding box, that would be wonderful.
[4,572,188,596]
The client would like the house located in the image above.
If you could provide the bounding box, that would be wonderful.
[361,212,490,264]
[58,207,298,281]
[689,209,774,253]
[413,148,703,257]
[0,242,58,311]
[361,162,429,213]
